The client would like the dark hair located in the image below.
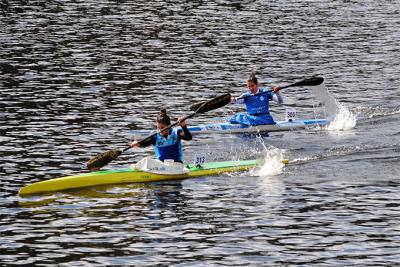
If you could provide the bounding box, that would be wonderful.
[157,108,171,125]
[247,72,258,84]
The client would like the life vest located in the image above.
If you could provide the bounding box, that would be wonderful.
[154,129,182,162]
[243,88,273,116]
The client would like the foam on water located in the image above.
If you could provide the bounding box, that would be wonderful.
[327,104,357,131]
[252,148,286,177]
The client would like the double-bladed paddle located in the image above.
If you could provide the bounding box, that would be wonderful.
[86,93,231,171]
[190,77,324,111]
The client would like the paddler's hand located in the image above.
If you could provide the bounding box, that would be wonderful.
[230,96,237,103]
[273,86,281,93]
[131,140,140,148]
[177,116,187,127]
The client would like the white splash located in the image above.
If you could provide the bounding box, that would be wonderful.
[252,148,285,177]
[310,82,357,131]
[311,83,340,118]
[328,104,357,131]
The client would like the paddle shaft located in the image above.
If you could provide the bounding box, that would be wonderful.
[135,93,230,146]
[236,88,277,101]
[190,77,323,111]
[126,112,196,151]
[237,79,314,100]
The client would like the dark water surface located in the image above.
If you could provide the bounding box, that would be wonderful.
[1,1,399,266]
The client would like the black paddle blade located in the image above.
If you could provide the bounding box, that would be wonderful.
[291,77,324,87]
[190,93,231,112]
[86,149,122,170]
[190,101,204,112]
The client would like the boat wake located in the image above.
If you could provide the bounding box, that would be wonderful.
[355,105,400,126]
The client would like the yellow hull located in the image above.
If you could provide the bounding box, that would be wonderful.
[19,160,260,196]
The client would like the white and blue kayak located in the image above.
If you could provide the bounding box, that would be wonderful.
[187,118,329,135]
[132,118,329,138]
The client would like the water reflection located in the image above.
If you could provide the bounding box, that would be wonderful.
[1,0,400,265]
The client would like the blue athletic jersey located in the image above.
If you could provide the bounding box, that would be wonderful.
[153,129,182,161]
[243,88,273,116]
[229,88,275,125]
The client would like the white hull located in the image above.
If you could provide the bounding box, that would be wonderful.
[131,118,330,138]
[188,118,329,134]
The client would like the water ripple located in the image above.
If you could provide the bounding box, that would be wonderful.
[1,0,400,266]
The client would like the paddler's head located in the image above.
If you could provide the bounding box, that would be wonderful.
[157,108,171,137]
[247,72,259,94]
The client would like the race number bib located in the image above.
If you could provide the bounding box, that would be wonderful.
[285,108,297,121]
[194,153,206,166]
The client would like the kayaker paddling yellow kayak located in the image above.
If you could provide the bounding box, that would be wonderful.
[131,108,192,163]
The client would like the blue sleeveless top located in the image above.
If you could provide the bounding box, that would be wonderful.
[153,129,182,161]
[242,88,273,115]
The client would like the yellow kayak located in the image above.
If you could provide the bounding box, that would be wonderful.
[19,159,262,196]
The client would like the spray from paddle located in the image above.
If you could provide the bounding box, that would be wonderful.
[250,147,286,177]
[328,104,357,131]
[311,82,357,131]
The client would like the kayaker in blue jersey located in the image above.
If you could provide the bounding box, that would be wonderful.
[131,108,192,163]
[229,72,283,125]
